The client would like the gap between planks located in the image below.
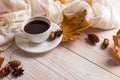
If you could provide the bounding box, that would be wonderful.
[61,32,120,79]
[11,47,118,80]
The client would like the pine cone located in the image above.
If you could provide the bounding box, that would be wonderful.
[12,67,24,77]
[49,29,63,41]
[0,65,12,78]
[55,30,63,37]
[88,34,99,43]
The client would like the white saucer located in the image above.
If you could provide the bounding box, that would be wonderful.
[15,23,63,53]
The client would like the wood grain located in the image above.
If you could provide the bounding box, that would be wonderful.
[4,45,119,80]
[0,28,120,80]
[62,29,120,78]
[2,49,66,80]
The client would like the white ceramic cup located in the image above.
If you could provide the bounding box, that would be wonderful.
[22,16,52,43]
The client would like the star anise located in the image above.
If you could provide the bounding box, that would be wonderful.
[0,65,12,78]
[12,67,24,77]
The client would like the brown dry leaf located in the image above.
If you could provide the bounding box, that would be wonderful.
[85,0,92,6]
[0,50,4,53]
[0,57,4,68]
[61,10,91,42]
[113,29,120,60]
[113,46,120,61]
[54,0,66,4]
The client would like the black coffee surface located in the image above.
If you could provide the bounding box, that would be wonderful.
[24,20,49,34]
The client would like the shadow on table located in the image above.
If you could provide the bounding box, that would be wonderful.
[105,48,120,67]
[17,50,51,58]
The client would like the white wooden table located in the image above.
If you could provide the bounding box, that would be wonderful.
[1,27,120,80]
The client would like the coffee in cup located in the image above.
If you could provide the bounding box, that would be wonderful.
[22,16,51,43]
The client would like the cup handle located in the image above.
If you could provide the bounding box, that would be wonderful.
[16,29,28,39]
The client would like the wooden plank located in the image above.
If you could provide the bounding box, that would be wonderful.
[77,32,114,58]
[62,35,120,78]
[1,77,10,80]
[2,28,120,80]
[85,28,119,41]
[7,49,79,80]
[7,42,20,52]
[2,49,66,80]
[19,45,120,80]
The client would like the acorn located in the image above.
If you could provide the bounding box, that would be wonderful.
[102,38,109,48]
[8,60,21,68]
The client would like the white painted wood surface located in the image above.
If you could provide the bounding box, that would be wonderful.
[0,27,120,80]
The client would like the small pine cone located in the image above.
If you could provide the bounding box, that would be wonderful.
[55,30,63,37]
[88,34,99,43]
[0,65,12,78]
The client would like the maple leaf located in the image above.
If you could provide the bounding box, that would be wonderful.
[0,57,4,68]
[61,10,91,42]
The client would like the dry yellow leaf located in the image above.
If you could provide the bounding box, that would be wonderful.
[113,29,120,60]
[61,10,91,42]
[54,0,66,4]
[0,57,4,68]
[0,50,4,53]
[85,0,92,6]
[117,29,120,35]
